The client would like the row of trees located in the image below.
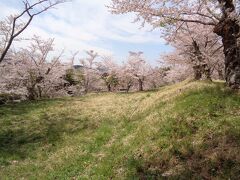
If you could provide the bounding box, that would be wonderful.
[109,0,240,89]
[0,0,236,102]
[0,37,171,100]
[0,0,171,101]
[65,50,170,95]
[0,0,169,99]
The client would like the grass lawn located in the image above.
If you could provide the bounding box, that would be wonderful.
[0,81,240,179]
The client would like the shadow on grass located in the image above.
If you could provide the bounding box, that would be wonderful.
[127,130,240,179]
[0,98,74,116]
[0,117,92,165]
[0,121,61,160]
[127,84,240,179]
[0,98,93,165]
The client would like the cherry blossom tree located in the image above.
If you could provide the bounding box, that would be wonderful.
[79,50,100,93]
[125,51,151,91]
[147,66,170,89]
[117,63,134,92]
[164,22,224,80]
[162,51,194,83]
[97,53,167,92]
[109,0,240,89]
[63,52,89,96]
[0,36,70,100]
[0,0,67,64]
[97,56,120,92]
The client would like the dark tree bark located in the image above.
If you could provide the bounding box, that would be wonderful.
[193,65,202,80]
[203,64,212,81]
[191,40,212,81]
[214,0,240,89]
[138,79,143,91]
[126,83,131,93]
[107,84,111,92]
[217,69,225,80]
[37,85,42,98]
[27,86,38,100]
[192,41,203,80]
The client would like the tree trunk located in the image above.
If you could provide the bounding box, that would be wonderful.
[214,0,240,89]
[217,69,225,80]
[214,20,240,89]
[37,85,42,98]
[84,78,89,93]
[193,65,202,80]
[203,64,212,81]
[27,86,37,100]
[126,84,131,93]
[138,79,143,91]
[107,84,111,92]
[192,40,204,80]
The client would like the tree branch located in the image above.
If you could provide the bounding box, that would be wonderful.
[0,0,67,63]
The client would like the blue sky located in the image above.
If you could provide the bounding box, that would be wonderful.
[0,0,172,65]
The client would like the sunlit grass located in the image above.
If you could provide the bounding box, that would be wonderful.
[0,81,239,179]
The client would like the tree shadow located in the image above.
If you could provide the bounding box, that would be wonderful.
[128,130,240,180]
[0,99,93,166]
[0,116,92,165]
[0,98,75,116]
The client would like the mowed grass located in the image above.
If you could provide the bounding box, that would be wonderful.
[0,81,240,179]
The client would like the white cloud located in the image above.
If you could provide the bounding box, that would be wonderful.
[0,2,18,18]
[1,0,166,63]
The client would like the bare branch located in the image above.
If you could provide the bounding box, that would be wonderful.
[0,0,68,63]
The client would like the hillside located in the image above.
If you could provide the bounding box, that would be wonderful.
[0,81,239,179]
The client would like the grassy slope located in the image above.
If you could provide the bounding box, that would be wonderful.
[0,81,239,179]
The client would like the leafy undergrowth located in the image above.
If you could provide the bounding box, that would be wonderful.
[0,81,239,179]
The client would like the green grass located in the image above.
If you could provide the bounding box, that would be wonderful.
[0,81,239,179]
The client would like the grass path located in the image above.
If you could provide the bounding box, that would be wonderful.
[0,81,240,179]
